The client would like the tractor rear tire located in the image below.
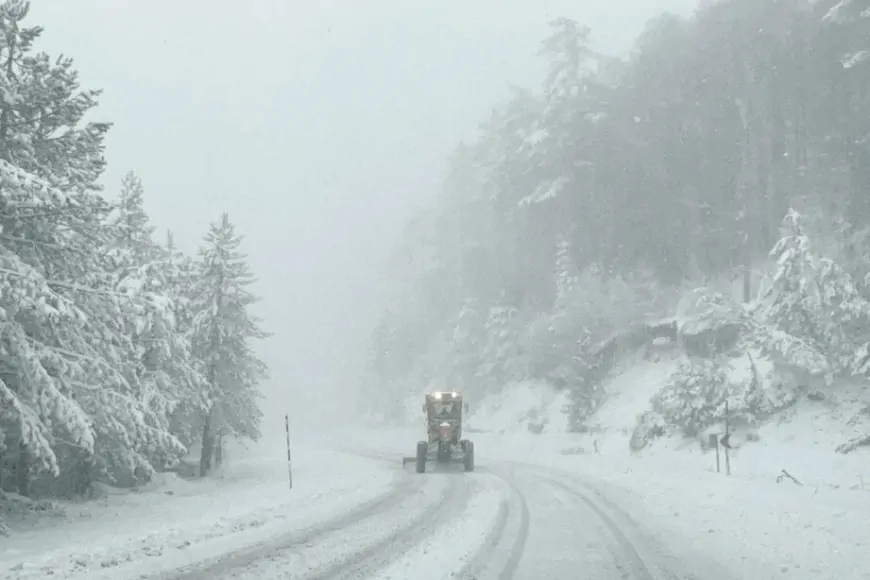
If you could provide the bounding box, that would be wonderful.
[415,441,427,473]
[463,440,475,472]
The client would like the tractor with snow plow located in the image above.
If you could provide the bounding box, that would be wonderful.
[402,391,474,473]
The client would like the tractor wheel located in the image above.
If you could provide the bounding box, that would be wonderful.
[463,440,475,472]
[415,441,427,473]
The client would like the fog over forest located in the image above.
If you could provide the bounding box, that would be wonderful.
[25,0,699,442]
[368,0,870,450]
[2,0,868,500]
[2,2,870,578]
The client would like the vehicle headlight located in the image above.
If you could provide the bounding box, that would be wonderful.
[434,392,442,400]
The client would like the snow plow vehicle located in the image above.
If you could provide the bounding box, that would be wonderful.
[402,391,474,473]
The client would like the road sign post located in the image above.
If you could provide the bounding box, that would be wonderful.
[723,401,731,476]
[709,433,720,473]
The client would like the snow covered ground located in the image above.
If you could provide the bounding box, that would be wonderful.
[0,448,400,580]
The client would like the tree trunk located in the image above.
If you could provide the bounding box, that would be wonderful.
[199,413,214,478]
[214,434,223,468]
[15,441,30,497]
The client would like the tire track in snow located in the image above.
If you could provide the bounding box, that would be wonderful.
[455,466,531,580]
[186,471,474,580]
[523,464,734,580]
[540,476,657,579]
[299,472,474,580]
[146,462,422,580]
[356,465,529,580]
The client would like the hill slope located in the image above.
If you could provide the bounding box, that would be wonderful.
[465,343,870,491]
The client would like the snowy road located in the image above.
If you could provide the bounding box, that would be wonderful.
[19,437,855,579]
[123,450,733,580]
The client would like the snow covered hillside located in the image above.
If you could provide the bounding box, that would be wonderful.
[459,343,870,493]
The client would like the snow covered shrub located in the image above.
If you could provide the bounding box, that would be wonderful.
[629,411,667,451]
[650,358,731,437]
[638,348,795,448]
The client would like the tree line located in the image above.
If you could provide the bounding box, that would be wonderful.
[0,0,269,524]
[368,0,870,422]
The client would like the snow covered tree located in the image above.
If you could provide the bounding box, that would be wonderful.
[162,231,210,449]
[761,209,870,377]
[0,0,277,508]
[0,162,99,496]
[760,209,821,340]
[0,1,191,494]
[476,305,526,391]
[0,11,182,490]
[0,1,110,190]
[447,299,481,380]
[112,172,157,262]
[83,174,213,484]
[0,2,118,487]
[190,213,268,476]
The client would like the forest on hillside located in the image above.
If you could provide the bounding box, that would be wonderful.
[0,2,269,534]
[369,0,870,443]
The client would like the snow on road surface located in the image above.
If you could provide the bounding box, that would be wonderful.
[202,469,508,580]
[326,425,870,580]
[0,449,398,580]
[158,451,725,580]
[4,425,870,579]
[365,470,519,580]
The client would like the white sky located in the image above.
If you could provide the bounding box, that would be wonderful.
[31,0,697,438]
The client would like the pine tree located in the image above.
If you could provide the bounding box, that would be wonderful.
[163,230,210,450]
[761,209,870,377]
[760,209,821,341]
[476,305,525,390]
[0,1,110,190]
[113,172,157,263]
[190,213,268,476]
[0,3,117,488]
[96,174,208,481]
[449,299,483,393]
[0,163,96,495]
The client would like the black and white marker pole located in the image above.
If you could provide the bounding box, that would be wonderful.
[292,414,293,489]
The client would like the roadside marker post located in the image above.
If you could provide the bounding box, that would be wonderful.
[711,402,734,476]
[292,414,293,489]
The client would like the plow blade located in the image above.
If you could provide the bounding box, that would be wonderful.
[401,456,416,466]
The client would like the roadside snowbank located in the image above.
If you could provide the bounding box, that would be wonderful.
[0,449,398,580]
[529,453,870,580]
